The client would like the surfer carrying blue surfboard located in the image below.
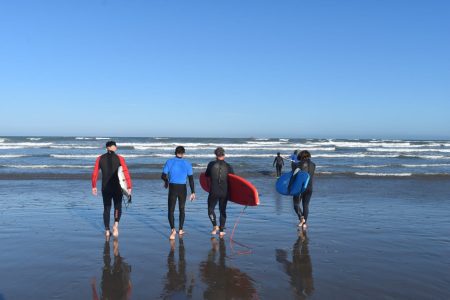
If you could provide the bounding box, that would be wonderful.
[92,141,132,238]
[161,146,196,240]
[293,150,315,229]
[205,147,234,238]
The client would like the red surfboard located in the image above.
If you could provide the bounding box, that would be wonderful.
[199,172,260,206]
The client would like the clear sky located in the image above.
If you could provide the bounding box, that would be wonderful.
[1,0,449,139]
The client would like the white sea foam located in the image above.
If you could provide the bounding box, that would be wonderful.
[51,154,99,159]
[27,137,42,141]
[314,153,399,158]
[355,172,412,177]
[75,137,93,140]
[0,142,53,147]
[50,145,99,149]
[51,154,152,159]
[0,155,28,158]
[279,139,289,142]
[0,138,6,143]
[367,148,450,153]
[95,137,110,140]
[154,137,169,140]
[2,164,91,169]
[401,163,450,168]
[352,165,390,168]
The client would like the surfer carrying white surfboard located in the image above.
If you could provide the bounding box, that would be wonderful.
[161,146,196,240]
[293,150,315,229]
[205,147,234,238]
[92,141,132,238]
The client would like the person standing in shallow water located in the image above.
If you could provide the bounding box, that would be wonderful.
[293,150,315,229]
[289,150,299,171]
[92,141,132,238]
[273,152,284,178]
[161,146,196,240]
[205,147,234,237]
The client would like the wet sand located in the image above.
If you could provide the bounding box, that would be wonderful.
[0,177,449,299]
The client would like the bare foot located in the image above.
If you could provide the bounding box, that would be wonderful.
[211,226,219,235]
[169,229,176,240]
[219,231,226,238]
[112,222,119,238]
[178,229,185,236]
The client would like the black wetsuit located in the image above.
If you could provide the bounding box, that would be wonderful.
[92,151,131,230]
[293,159,316,222]
[273,156,284,177]
[205,160,234,232]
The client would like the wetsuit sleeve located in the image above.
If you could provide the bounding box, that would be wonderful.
[188,175,195,193]
[91,156,101,188]
[228,163,235,175]
[118,155,132,189]
[273,157,277,166]
[205,161,213,177]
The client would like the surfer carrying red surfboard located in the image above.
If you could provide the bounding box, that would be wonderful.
[205,147,234,237]
[161,146,196,240]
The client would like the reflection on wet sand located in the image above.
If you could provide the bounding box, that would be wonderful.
[200,238,257,300]
[92,238,132,300]
[161,238,195,299]
[276,230,314,299]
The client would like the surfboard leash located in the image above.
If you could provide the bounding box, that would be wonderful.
[229,205,253,256]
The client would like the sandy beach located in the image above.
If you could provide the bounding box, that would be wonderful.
[1,176,449,299]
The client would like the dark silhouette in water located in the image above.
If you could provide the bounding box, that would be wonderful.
[276,230,314,299]
[161,238,195,299]
[91,238,132,300]
[200,238,257,299]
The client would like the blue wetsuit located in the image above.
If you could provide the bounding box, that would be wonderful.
[161,157,195,230]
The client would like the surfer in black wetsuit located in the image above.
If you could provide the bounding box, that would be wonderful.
[293,150,315,229]
[205,147,234,237]
[273,152,284,177]
[92,141,132,238]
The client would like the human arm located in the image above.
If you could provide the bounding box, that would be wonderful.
[91,156,100,196]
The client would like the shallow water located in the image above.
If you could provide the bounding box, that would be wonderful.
[0,177,449,299]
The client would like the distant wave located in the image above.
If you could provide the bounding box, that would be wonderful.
[95,137,110,140]
[75,137,93,140]
[50,145,99,149]
[1,164,91,169]
[367,148,450,153]
[0,138,6,143]
[154,137,169,140]
[0,142,53,148]
[50,154,153,159]
[352,164,390,168]
[26,137,42,141]
[355,172,412,177]
[0,155,29,158]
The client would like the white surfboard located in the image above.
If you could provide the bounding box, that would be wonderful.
[118,166,131,200]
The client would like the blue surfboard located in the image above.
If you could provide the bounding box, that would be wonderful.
[276,170,310,196]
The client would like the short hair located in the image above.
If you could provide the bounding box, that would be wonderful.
[277,152,281,156]
[175,146,185,155]
[214,147,225,157]
[105,140,116,148]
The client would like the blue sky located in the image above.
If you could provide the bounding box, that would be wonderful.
[1,0,449,139]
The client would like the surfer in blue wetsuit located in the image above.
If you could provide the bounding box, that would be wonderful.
[293,150,316,229]
[273,152,284,177]
[205,147,234,238]
[161,146,196,240]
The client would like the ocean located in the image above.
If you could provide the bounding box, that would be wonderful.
[1,136,450,179]
[0,136,449,299]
